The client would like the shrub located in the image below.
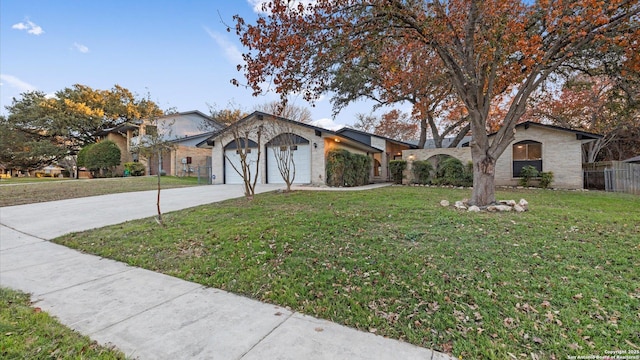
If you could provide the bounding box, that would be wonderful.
[411,160,433,184]
[433,157,472,186]
[518,165,539,187]
[539,171,554,189]
[80,141,121,177]
[389,160,407,184]
[124,162,145,176]
[326,149,371,187]
[76,144,94,168]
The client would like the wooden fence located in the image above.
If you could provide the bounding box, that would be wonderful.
[584,161,640,195]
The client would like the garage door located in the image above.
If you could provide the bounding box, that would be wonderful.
[224,139,261,184]
[267,144,311,184]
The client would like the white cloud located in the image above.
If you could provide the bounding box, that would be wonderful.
[204,27,243,64]
[0,74,37,92]
[12,20,44,35]
[309,118,347,131]
[73,42,90,53]
[248,0,317,14]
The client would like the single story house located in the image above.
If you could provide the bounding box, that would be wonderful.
[96,110,223,176]
[199,111,417,185]
[403,121,602,189]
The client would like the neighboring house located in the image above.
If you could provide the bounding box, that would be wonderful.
[96,110,223,176]
[199,111,417,185]
[403,121,602,189]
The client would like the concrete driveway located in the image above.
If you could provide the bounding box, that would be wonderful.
[0,184,453,360]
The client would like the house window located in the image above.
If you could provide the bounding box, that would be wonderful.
[236,149,251,154]
[513,140,542,177]
[290,145,298,151]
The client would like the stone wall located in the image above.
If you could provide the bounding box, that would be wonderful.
[402,148,472,185]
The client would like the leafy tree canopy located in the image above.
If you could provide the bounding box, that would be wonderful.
[3,84,163,170]
[233,0,639,205]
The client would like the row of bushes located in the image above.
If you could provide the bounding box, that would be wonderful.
[390,158,554,188]
[390,157,474,187]
[326,149,372,187]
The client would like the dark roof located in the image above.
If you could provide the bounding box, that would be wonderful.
[336,127,419,149]
[198,111,383,153]
[490,121,602,140]
[95,122,140,136]
[168,131,217,144]
[623,155,640,163]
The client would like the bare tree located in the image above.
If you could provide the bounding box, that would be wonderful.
[132,112,175,226]
[225,120,263,200]
[254,101,313,123]
[264,118,301,191]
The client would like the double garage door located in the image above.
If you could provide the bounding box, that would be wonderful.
[224,143,311,184]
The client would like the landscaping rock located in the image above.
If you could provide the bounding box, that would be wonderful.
[518,198,529,211]
[454,201,467,210]
[448,198,529,213]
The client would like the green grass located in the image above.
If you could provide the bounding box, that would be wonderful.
[54,187,640,359]
[0,176,201,207]
[0,288,127,359]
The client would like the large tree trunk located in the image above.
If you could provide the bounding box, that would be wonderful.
[469,112,497,207]
[418,116,427,148]
[470,148,497,206]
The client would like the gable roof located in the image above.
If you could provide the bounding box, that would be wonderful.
[197,111,384,153]
[168,131,217,144]
[490,121,602,141]
[336,127,419,149]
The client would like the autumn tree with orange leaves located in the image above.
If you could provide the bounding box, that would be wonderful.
[354,110,419,142]
[233,0,639,206]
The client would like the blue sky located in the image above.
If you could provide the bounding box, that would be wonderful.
[0,0,382,126]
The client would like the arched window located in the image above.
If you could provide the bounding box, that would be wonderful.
[224,138,258,154]
[265,133,309,147]
[513,140,542,177]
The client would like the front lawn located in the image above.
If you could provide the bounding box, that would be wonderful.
[0,288,127,359]
[54,187,640,359]
[0,176,201,207]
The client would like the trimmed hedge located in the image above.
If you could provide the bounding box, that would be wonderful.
[77,141,121,177]
[432,156,473,187]
[389,160,407,184]
[326,149,371,187]
[411,160,433,185]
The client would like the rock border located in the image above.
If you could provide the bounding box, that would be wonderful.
[440,198,529,213]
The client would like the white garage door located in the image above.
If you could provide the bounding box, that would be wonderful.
[225,149,261,184]
[267,144,311,184]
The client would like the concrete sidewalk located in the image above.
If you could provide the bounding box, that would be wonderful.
[0,184,453,360]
